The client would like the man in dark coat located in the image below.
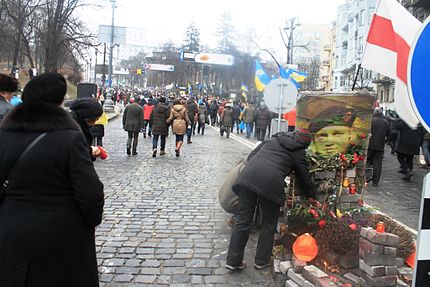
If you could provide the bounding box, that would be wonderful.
[225,129,317,271]
[395,119,424,181]
[186,97,198,143]
[123,97,144,155]
[255,104,272,141]
[221,103,233,138]
[0,72,104,287]
[0,74,18,122]
[231,102,241,134]
[150,97,170,157]
[367,108,391,187]
[243,104,256,138]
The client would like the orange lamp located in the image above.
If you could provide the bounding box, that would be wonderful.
[293,233,318,262]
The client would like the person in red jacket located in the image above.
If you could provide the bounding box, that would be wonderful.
[143,98,155,138]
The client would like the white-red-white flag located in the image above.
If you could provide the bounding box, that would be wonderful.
[361,0,421,128]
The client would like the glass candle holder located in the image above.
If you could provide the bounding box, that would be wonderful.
[349,184,356,194]
[376,221,385,233]
[342,178,350,187]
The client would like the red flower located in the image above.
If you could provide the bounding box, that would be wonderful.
[359,133,366,139]
[309,209,320,219]
[350,142,356,147]
[359,155,365,161]
[318,220,327,228]
[349,223,357,230]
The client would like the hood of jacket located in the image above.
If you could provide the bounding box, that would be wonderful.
[0,103,80,132]
[275,132,308,152]
[173,104,185,112]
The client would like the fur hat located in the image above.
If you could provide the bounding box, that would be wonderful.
[0,74,18,92]
[70,98,103,121]
[22,72,66,105]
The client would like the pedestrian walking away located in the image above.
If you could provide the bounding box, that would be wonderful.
[167,99,190,157]
[395,119,423,181]
[367,108,390,187]
[0,72,104,287]
[143,98,154,138]
[186,97,198,143]
[123,97,144,155]
[243,103,256,139]
[232,102,241,134]
[150,97,170,157]
[197,99,208,135]
[225,129,317,271]
[221,103,233,138]
[255,103,272,141]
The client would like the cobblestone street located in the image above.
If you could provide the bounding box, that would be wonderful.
[365,147,426,231]
[94,118,276,286]
[93,117,426,286]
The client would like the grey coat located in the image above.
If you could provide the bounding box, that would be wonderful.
[123,103,144,132]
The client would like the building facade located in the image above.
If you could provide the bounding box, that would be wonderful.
[292,24,332,90]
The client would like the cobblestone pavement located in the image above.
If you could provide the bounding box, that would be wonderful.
[94,118,276,286]
[365,147,427,231]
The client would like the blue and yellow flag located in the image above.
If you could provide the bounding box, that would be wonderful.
[255,60,271,92]
[289,69,308,82]
[241,83,248,92]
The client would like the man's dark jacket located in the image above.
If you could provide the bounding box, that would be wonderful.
[233,132,316,205]
[368,114,391,151]
[395,120,424,155]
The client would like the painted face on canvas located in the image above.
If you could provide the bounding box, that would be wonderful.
[313,125,352,156]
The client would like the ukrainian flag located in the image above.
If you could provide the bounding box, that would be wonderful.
[289,69,307,82]
[255,60,271,92]
[278,65,300,89]
[241,83,248,92]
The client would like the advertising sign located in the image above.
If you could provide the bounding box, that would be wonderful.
[145,64,175,72]
[194,53,234,66]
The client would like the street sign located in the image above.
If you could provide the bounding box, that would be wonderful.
[194,53,234,66]
[409,16,430,286]
[98,25,126,45]
[145,64,175,72]
[180,50,196,62]
[408,16,430,132]
[263,78,298,114]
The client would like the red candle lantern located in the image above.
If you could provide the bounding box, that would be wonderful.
[376,221,385,233]
[349,184,356,194]
[293,233,318,262]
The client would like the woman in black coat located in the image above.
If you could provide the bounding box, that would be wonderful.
[149,97,170,157]
[0,73,104,287]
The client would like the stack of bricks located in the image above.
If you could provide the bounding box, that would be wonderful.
[337,169,361,209]
[358,227,399,287]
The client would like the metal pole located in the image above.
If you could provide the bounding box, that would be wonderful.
[108,0,116,88]
[277,83,284,133]
[94,49,98,84]
[102,43,107,87]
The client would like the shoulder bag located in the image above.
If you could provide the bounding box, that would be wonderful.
[0,133,47,203]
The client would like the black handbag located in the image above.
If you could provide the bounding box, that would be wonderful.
[0,133,47,203]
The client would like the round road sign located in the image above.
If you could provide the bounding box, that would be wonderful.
[263,78,298,114]
[408,16,430,132]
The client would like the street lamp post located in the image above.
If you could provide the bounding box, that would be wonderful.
[107,0,116,88]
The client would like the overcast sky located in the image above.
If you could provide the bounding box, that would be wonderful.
[81,0,345,59]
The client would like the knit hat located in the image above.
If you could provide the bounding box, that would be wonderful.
[294,128,312,146]
[129,97,135,103]
[70,98,103,121]
[0,74,18,92]
[22,72,66,105]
